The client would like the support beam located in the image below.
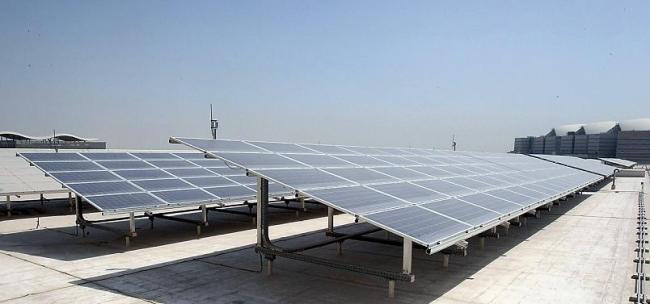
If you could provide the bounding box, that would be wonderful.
[402,239,412,274]
[327,207,334,233]
[256,177,269,247]
[5,195,10,217]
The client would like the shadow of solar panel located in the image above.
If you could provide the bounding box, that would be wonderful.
[51,171,120,183]
[113,169,173,180]
[324,167,398,185]
[369,182,448,203]
[205,185,255,198]
[133,179,194,191]
[420,198,501,226]
[35,161,103,172]
[458,193,522,215]
[255,168,355,190]
[89,193,165,211]
[365,206,470,245]
[20,152,85,162]
[306,186,409,215]
[152,189,216,203]
[68,181,140,196]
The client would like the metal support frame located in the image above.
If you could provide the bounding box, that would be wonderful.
[254,177,415,295]
[5,195,10,217]
[631,181,648,303]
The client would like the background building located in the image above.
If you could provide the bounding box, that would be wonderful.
[0,131,106,149]
[513,119,649,163]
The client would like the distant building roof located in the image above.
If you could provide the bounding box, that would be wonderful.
[0,131,97,142]
[581,121,618,135]
[619,118,650,132]
[547,124,584,136]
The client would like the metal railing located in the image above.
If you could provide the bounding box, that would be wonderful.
[632,181,648,303]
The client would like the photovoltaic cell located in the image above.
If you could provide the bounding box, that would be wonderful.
[365,206,470,245]
[420,198,500,226]
[306,186,408,215]
[369,182,448,203]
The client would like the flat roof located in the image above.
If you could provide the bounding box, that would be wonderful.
[0,174,642,302]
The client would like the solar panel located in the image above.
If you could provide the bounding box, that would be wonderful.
[598,158,637,168]
[531,154,616,176]
[18,152,290,214]
[170,138,603,251]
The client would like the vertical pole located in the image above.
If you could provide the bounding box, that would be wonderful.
[201,205,208,226]
[402,238,412,274]
[129,212,136,236]
[388,280,395,298]
[300,197,306,211]
[442,254,450,268]
[256,177,269,246]
[327,207,334,233]
[68,192,73,211]
[479,237,486,250]
[40,193,44,207]
[5,195,10,217]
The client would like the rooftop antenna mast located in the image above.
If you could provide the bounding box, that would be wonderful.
[210,104,219,140]
[52,129,59,153]
[451,134,457,151]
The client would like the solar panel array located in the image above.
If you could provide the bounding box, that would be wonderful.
[18,152,289,214]
[531,154,616,176]
[172,138,602,250]
[599,158,637,168]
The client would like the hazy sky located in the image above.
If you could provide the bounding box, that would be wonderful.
[1,1,648,152]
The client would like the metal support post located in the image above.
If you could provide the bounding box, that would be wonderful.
[266,259,273,276]
[402,239,412,274]
[125,212,136,246]
[327,207,334,234]
[388,280,396,298]
[479,237,486,250]
[68,192,73,211]
[300,197,306,211]
[442,254,450,268]
[337,242,343,256]
[5,195,10,217]
[257,177,269,247]
[201,205,208,226]
[40,193,44,207]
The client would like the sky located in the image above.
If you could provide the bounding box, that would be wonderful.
[0,1,648,152]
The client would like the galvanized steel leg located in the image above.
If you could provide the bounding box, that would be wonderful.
[266,258,273,276]
[388,280,396,298]
[402,239,412,274]
[300,197,306,211]
[327,207,334,234]
[479,237,486,250]
[68,192,73,211]
[442,254,450,268]
[40,193,44,207]
[5,195,10,217]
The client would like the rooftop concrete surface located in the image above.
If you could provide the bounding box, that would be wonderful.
[0,175,646,303]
